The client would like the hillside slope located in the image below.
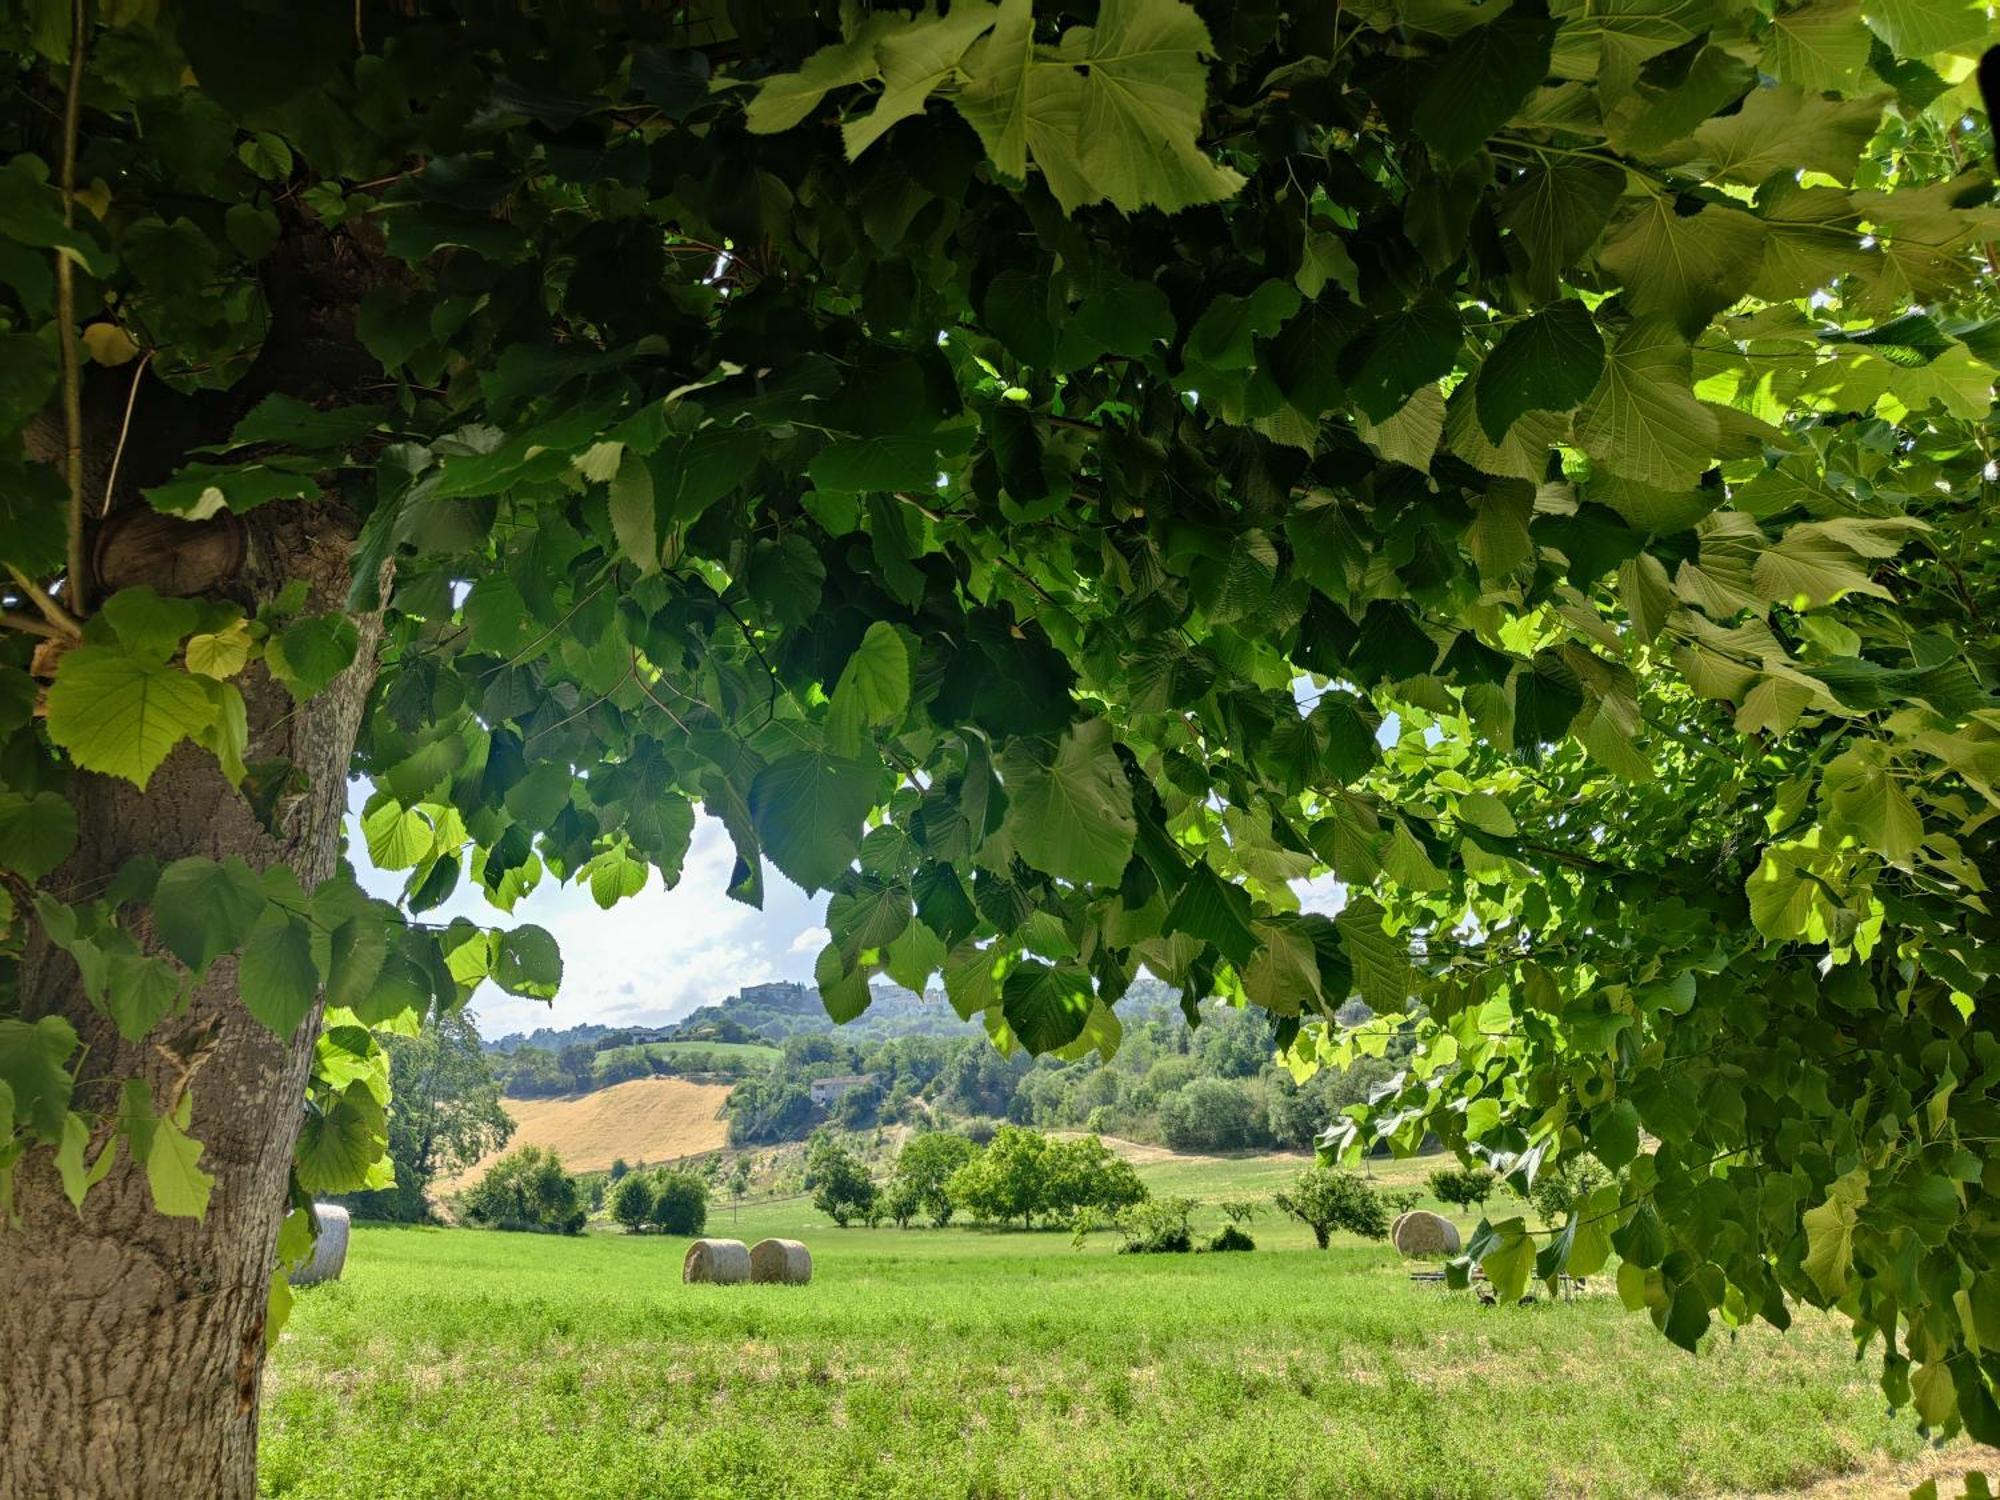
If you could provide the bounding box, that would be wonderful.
[436,1077,734,1194]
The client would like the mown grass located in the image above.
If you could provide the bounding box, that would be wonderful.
[261,1156,1934,1500]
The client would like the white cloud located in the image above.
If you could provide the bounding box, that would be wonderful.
[349,784,826,1039]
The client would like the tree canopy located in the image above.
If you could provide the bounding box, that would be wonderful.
[0,0,1997,1461]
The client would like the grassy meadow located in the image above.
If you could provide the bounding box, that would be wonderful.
[259,1154,1954,1500]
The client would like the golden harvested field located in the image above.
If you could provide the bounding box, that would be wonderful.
[434,1077,732,1195]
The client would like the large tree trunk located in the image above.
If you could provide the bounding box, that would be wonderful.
[0,508,380,1500]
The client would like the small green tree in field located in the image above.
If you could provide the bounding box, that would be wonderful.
[892,1130,979,1227]
[948,1125,1049,1229]
[728,1158,751,1223]
[1524,1158,1613,1229]
[806,1135,877,1228]
[608,1158,631,1184]
[1043,1136,1149,1219]
[648,1169,710,1236]
[459,1148,586,1236]
[1429,1166,1498,1213]
[1275,1169,1387,1250]
[886,1176,923,1230]
[609,1173,654,1233]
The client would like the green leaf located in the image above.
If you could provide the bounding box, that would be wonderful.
[1594,1099,1641,1169]
[842,3,1002,157]
[1803,1168,1868,1299]
[1477,302,1605,442]
[294,1079,387,1196]
[1413,10,1559,165]
[267,614,359,700]
[959,0,1245,215]
[102,953,183,1042]
[240,909,320,1038]
[153,857,268,970]
[1163,859,1258,966]
[0,791,76,880]
[1860,0,1989,54]
[1338,293,1462,423]
[743,15,898,133]
[1003,719,1137,888]
[44,647,216,790]
[1764,0,1872,93]
[1690,86,1887,188]
[1336,894,1410,1012]
[809,432,962,492]
[1574,321,1719,491]
[826,622,911,756]
[0,1014,77,1138]
[607,446,658,574]
[749,752,881,894]
[146,1112,214,1219]
[1598,198,1766,336]
[494,924,563,999]
[1480,1220,1536,1303]
[1000,960,1094,1054]
[102,587,199,663]
[1498,159,1625,296]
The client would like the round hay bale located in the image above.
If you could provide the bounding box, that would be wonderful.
[290,1203,350,1287]
[682,1238,750,1284]
[1390,1209,1461,1258]
[749,1238,812,1285]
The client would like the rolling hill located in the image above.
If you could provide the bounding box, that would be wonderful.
[436,1076,734,1197]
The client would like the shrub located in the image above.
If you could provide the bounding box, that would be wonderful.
[1115,1197,1195,1254]
[1208,1224,1256,1252]
[648,1168,709,1236]
[1274,1168,1388,1249]
[1429,1164,1498,1211]
[609,1173,653,1231]
[458,1147,586,1235]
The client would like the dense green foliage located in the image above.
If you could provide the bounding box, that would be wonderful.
[262,1212,1942,1499]
[0,0,1996,1446]
[1275,1167,1392,1249]
[458,1147,586,1236]
[338,1010,512,1222]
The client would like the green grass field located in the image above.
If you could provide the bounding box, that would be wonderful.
[260,1155,1943,1500]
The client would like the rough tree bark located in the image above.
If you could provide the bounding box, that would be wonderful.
[0,508,379,1500]
[0,220,389,1499]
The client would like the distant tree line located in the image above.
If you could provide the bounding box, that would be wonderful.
[727,1005,1410,1153]
[805,1126,1149,1231]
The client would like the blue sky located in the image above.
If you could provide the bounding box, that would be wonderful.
[348,789,830,1040]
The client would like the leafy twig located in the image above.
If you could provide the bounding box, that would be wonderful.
[57,0,88,614]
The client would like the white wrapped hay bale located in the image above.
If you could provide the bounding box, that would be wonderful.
[290,1203,350,1286]
[749,1238,812,1285]
[682,1238,750,1284]
[1390,1209,1461,1258]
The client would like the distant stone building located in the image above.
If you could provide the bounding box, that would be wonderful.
[808,1074,877,1109]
